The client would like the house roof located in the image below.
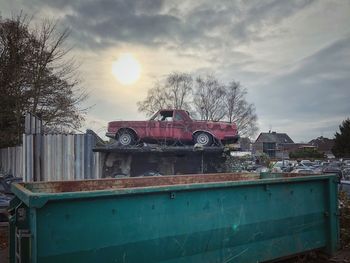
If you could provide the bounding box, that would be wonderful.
[309,136,335,153]
[255,132,294,144]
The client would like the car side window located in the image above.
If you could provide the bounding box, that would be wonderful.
[162,114,173,121]
[153,113,162,121]
[158,111,174,121]
[174,112,183,121]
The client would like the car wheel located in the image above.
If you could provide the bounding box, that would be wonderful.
[117,130,135,146]
[195,132,213,147]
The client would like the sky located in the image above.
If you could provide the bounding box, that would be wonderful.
[1,0,349,142]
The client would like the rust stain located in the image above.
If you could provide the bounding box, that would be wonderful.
[23,172,325,194]
[25,173,258,193]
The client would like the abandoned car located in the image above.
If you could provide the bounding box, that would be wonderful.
[106,109,239,146]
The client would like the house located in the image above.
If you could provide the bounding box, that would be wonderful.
[239,137,252,152]
[309,136,335,155]
[253,131,294,158]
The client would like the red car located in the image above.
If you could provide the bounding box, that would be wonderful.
[106,109,239,146]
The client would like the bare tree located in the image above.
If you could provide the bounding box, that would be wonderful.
[193,75,226,121]
[0,14,87,147]
[137,72,193,116]
[224,82,258,137]
[137,81,168,116]
[166,72,193,109]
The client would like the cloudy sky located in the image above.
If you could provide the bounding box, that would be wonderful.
[1,0,349,142]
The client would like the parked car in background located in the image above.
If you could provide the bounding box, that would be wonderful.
[297,163,316,170]
[343,159,350,167]
[0,193,12,223]
[291,169,316,174]
[342,168,350,181]
[139,171,163,177]
[322,165,343,180]
[0,175,22,223]
[0,175,22,195]
[255,166,269,173]
[299,160,314,168]
[272,161,293,172]
[313,160,322,165]
[106,109,239,147]
[331,161,342,167]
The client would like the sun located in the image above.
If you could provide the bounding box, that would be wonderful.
[112,53,141,85]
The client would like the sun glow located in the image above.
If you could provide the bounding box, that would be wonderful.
[112,53,141,85]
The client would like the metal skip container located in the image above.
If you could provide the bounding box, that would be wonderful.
[9,173,339,263]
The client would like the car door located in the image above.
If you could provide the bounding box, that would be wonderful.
[147,120,159,140]
[159,121,172,140]
[158,111,174,141]
[172,110,192,142]
[147,110,173,141]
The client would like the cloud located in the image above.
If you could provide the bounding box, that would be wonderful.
[251,36,350,140]
[1,0,349,142]
[2,0,315,52]
[228,0,315,43]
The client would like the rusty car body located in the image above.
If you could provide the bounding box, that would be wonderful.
[106,109,239,146]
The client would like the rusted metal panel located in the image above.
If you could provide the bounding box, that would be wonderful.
[22,172,323,194]
[23,173,259,193]
[9,173,339,263]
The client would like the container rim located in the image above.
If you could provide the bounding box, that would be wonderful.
[11,173,338,208]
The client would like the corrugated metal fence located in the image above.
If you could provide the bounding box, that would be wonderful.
[0,146,23,178]
[0,130,103,182]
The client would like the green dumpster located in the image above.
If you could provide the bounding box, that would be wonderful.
[9,173,339,263]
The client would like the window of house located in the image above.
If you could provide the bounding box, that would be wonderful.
[263,142,276,157]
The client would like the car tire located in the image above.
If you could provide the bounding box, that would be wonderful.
[117,130,135,146]
[194,132,213,147]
